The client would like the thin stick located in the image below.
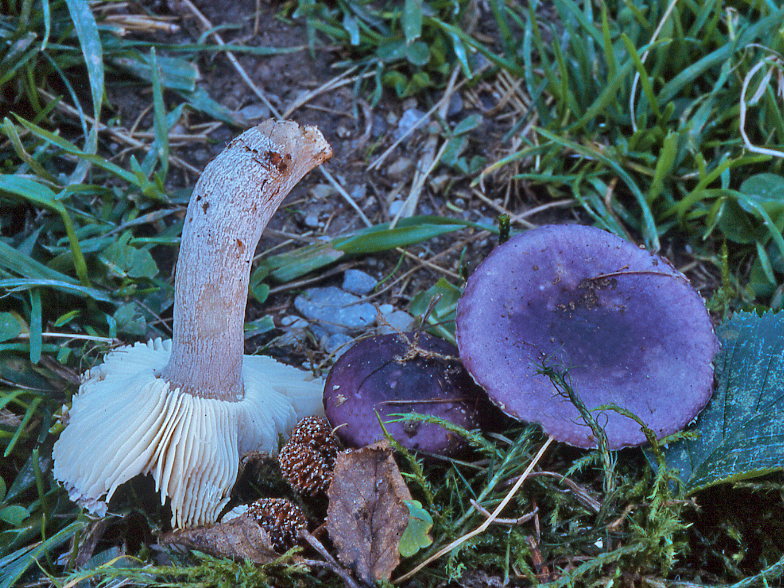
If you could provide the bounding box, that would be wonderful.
[393,436,554,583]
[300,530,362,588]
[470,500,538,525]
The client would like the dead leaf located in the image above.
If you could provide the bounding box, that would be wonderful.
[161,515,280,564]
[326,442,412,584]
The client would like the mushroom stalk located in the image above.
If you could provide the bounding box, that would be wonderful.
[53,121,332,528]
[162,121,331,400]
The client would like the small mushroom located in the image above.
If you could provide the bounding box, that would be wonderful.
[456,224,718,449]
[323,332,495,456]
[52,120,332,528]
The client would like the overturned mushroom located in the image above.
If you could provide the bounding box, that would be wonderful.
[456,224,718,449]
[53,120,332,528]
[324,332,497,456]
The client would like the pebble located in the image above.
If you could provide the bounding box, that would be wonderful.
[303,213,320,229]
[394,108,429,140]
[238,102,271,121]
[294,287,377,334]
[310,184,335,200]
[387,157,414,181]
[447,93,464,118]
[277,315,310,346]
[325,333,355,359]
[377,310,416,335]
[389,200,408,217]
[372,114,388,138]
[349,184,366,202]
[342,269,377,295]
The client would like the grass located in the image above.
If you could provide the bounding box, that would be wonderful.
[2,0,784,586]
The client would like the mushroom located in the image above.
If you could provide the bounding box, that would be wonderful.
[52,120,332,528]
[456,224,718,449]
[323,331,498,456]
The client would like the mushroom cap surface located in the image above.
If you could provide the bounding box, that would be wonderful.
[456,225,718,449]
[323,332,494,455]
[52,339,324,528]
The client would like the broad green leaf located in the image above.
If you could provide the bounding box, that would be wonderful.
[405,41,430,66]
[0,505,29,527]
[661,312,784,493]
[737,173,784,217]
[100,238,159,280]
[399,500,433,557]
[0,313,21,343]
[402,0,423,43]
[452,113,483,136]
[113,304,147,336]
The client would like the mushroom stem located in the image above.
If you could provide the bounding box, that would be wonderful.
[161,121,331,400]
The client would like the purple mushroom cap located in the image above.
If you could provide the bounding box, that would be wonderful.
[456,224,718,450]
[324,332,495,456]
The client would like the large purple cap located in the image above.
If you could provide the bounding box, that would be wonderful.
[456,225,718,449]
[324,332,495,456]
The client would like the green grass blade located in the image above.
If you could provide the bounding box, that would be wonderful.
[28,289,42,364]
[64,0,103,122]
[150,48,169,179]
[0,175,90,286]
[620,33,660,119]
[535,127,660,250]
[657,7,784,105]
[0,522,86,588]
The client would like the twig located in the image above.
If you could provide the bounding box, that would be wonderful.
[393,436,554,583]
[470,500,538,525]
[300,530,362,588]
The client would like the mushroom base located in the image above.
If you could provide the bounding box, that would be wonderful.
[53,338,324,528]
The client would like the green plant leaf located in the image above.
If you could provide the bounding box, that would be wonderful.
[660,311,784,493]
[402,0,423,43]
[100,238,159,280]
[738,173,784,217]
[0,505,29,526]
[399,500,433,557]
[0,314,21,343]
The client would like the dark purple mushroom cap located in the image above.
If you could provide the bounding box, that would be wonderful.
[456,225,718,450]
[324,332,494,456]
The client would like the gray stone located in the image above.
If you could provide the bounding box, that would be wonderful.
[388,200,406,217]
[326,333,355,359]
[387,157,414,182]
[394,108,429,140]
[447,93,464,118]
[349,184,366,202]
[310,184,335,200]
[280,315,308,328]
[238,102,271,121]
[377,310,415,335]
[303,213,320,229]
[342,269,377,295]
[276,315,310,347]
[294,286,377,334]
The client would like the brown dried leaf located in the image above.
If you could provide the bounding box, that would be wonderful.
[326,442,412,584]
[161,515,280,564]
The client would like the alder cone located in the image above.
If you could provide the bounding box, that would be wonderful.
[278,416,340,495]
[247,497,308,553]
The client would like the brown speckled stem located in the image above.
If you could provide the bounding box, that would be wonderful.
[161,120,331,400]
